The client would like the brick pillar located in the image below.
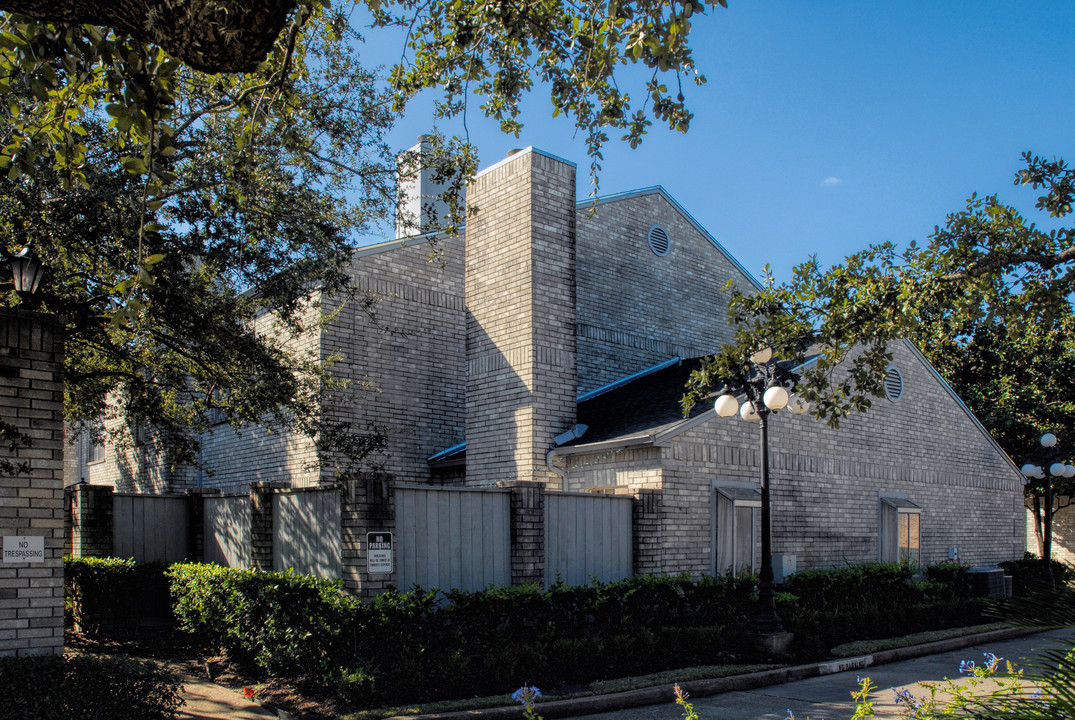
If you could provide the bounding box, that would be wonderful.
[504,481,546,587]
[465,148,578,486]
[185,488,220,562]
[0,309,66,656]
[633,489,663,576]
[249,482,282,571]
[340,472,396,599]
[66,483,114,558]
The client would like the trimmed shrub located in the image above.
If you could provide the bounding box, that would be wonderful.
[0,654,182,720]
[1000,552,1075,595]
[167,563,361,678]
[777,562,989,652]
[65,557,172,637]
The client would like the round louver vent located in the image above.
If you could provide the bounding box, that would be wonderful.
[647,224,670,256]
[884,365,903,402]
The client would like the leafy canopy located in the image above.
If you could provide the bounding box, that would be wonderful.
[686,152,1075,433]
[0,0,727,473]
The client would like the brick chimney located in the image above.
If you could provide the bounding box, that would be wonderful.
[395,135,452,239]
[464,148,577,486]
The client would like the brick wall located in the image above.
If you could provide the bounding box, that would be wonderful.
[563,341,1025,578]
[465,149,578,486]
[576,190,758,394]
[321,236,466,484]
[1026,500,1075,565]
[0,309,66,656]
[340,473,396,598]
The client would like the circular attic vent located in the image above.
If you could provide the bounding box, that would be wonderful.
[647,224,671,256]
[884,365,904,402]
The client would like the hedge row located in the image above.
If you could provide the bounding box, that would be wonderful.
[0,654,182,720]
[159,560,992,706]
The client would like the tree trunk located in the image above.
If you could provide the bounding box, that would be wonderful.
[0,0,296,72]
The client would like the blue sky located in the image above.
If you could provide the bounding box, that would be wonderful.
[371,2,1075,284]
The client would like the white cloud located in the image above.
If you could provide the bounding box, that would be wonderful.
[822,176,844,186]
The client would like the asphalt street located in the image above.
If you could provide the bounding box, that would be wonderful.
[561,627,1073,720]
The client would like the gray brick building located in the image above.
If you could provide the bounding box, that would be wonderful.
[71,143,1026,580]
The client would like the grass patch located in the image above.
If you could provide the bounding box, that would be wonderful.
[830,622,1012,658]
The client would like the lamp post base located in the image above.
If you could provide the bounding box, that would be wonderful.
[754,630,795,655]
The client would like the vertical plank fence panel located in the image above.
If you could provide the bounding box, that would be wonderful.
[395,486,510,592]
[204,495,252,568]
[545,493,632,587]
[111,494,190,563]
[272,489,341,579]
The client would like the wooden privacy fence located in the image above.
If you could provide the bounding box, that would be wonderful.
[203,495,251,569]
[273,488,341,578]
[395,485,511,592]
[545,492,633,586]
[112,494,190,563]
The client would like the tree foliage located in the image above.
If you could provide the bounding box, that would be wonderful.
[686,152,1075,429]
[0,0,725,473]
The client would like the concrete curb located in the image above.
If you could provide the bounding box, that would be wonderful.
[395,627,1042,720]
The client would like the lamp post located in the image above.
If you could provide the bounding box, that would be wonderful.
[1020,433,1075,587]
[713,346,809,636]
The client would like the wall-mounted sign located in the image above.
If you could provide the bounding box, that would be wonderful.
[367,532,393,574]
[3,535,44,563]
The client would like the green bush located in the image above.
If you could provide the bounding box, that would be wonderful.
[776,562,989,652]
[0,654,182,720]
[167,562,361,678]
[1000,552,1075,595]
[65,557,171,637]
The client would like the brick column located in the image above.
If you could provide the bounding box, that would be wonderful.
[340,472,396,599]
[633,489,663,576]
[504,481,546,587]
[0,309,66,656]
[185,488,220,562]
[465,149,578,486]
[66,483,114,558]
[248,482,282,571]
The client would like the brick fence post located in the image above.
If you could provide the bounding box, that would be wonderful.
[340,472,395,599]
[633,489,663,576]
[66,483,114,558]
[185,488,220,562]
[0,309,66,656]
[502,480,546,587]
[249,482,283,571]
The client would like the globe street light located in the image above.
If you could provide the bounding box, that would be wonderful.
[1020,433,1075,586]
[714,348,809,637]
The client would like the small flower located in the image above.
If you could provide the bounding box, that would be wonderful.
[959,659,976,674]
[242,686,256,699]
[784,709,795,720]
[512,684,541,705]
[982,652,1001,671]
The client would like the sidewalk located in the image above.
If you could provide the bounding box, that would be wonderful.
[400,626,1073,720]
[178,674,279,720]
